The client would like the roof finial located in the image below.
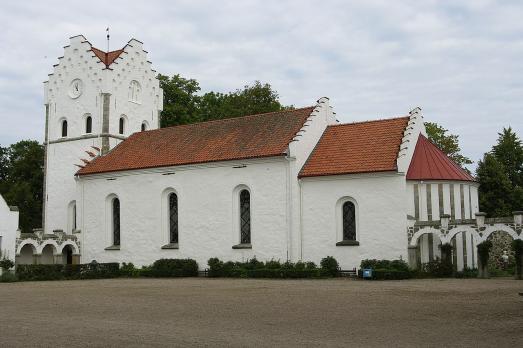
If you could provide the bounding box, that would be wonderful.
[106,27,110,52]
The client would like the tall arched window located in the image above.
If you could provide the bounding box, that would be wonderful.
[141,122,147,132]
[239,190,251,244]
[169,193,178,244]
[85,116,92,134]
[119,117,125,135]
[61,120,68,137]
[342,201,356,241]
[112,198,120,246]
[72,204,77,232]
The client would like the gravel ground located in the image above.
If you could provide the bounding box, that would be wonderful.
[0,277,522,347]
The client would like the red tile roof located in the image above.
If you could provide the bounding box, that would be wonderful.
[91,47,124,67]
[299,117,409,178]
[77,107,314,176]
[407,135,475,182]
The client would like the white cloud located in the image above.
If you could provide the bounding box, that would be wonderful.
[0,0,522,171]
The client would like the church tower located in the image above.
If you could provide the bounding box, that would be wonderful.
[42,35,163,234]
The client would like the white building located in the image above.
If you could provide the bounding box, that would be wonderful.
[15,35,481,270]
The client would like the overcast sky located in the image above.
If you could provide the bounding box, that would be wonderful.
[1,0,522,170]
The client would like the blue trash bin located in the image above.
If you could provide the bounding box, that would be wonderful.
[362,268,373,279]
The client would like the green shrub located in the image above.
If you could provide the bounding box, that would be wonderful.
[120,262,141,277]
[477,240,493,266]
[320,256,339,277]
[147,258,199,277]
[207,257,327,278]
[0,271,18,282]
[207,257,224,277]
[419,259,453,278]
[512,239,523,277]
[360,259,409,272]
[16,262,120,281]
[0,258,15,272]
[454,267,478,278]
[372,269,412,280]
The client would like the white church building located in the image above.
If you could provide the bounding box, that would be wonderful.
[11,35,482,271]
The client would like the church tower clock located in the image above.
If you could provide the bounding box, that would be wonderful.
[42,35,163,234]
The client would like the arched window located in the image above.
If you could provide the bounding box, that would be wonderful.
[68,200,76,233]
[169,193,178,244]
[85,116,92,134]
[112,198,120,246]
[342,201,356,241]
[141,122,147,132]
[239,190,251,244]
[119,117,125,135]
[61,120,68,137]
[72,203,77,232]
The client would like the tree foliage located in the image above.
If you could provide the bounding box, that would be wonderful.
[476,128,523,217]
[425,122,473,168]
[492,127,523,187]
[158,74,291,127]
[0,141,44,233]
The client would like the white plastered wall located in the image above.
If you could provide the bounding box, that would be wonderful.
[300,173,408,270]
[77,158,290,268]
[0,194,18,269]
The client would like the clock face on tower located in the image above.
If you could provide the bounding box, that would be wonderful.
[69,79,83,99]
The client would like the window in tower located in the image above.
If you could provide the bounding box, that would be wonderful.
[61,120,68,137]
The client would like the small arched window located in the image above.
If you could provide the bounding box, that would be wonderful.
[61,120,68,137]
[112,198,120,246]
[239,190,251,244]
[141,122,147,132]
[119,117,125,135]
[85,116,92,134]
[342,201,356,241]
[169,193,178,244]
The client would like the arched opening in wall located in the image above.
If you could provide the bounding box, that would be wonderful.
[414,232,441,267]
[40,244,56,265]
[85,115,92,134]
[62,245,73,265]
[17,244,36,265]
[450,231,476,271]
[141,121,148,132]
[486,231,515,277]
[119,117,125,135]
[61,119,68,137]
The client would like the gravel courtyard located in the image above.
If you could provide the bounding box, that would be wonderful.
[0,278,522,347]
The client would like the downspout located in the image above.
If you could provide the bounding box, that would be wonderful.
[298,178,303,261]
[285,155,292,261]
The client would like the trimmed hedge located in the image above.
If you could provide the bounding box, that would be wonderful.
[359,259,412,280]
[143,258,199,277]
[16,262,120,281]
[207,257,337,278]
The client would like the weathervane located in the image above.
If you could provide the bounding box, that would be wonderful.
[106,27,110,52]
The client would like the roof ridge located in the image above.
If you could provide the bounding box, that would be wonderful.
[154,106,314,132]
[328,115,409,127]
